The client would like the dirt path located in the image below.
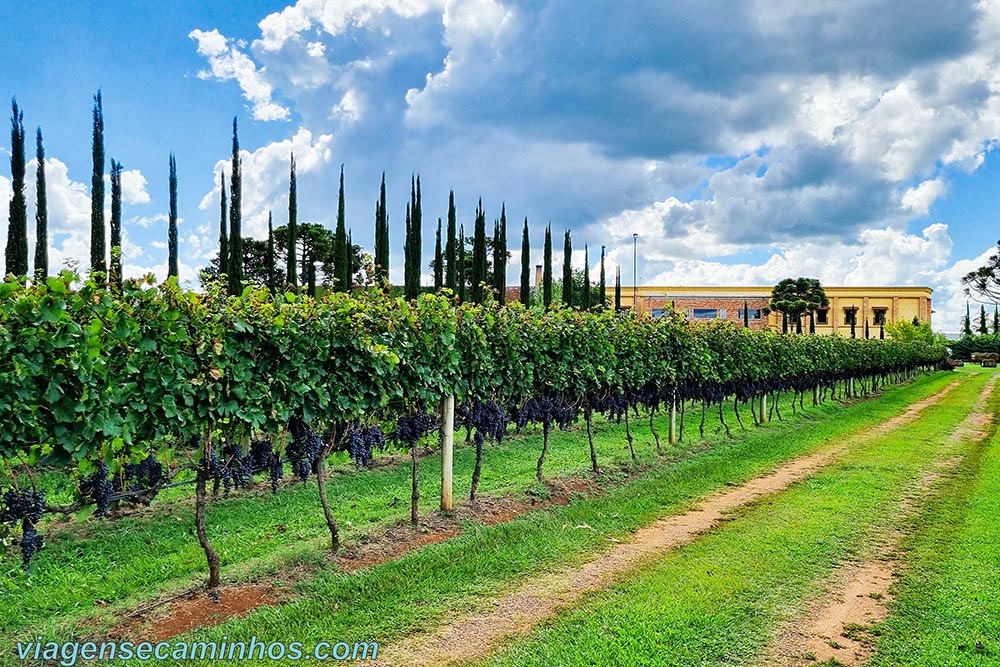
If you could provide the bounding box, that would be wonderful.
[370,378,962,667]
[766,373,996,667]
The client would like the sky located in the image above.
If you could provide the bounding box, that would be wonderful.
[1,0,999,333]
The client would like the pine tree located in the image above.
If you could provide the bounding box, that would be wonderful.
[471,199,487,303]
[494,204,507,304]
[980,304,988,335]
[267,212,276,294]
[457,224,467,302]
[598,245,606,309]
[583,245,591,309]
[109,159,123,290]
[333,165,348,291]
[519,217,530,307]
[6,98,27,277]
[228,117,243,296]
[90,91,106,282]
[434,218,443,290]
[374,172,388,282]
[964,302,973,336]
[994,305,999,336]
[445,191,457,290]
[561,230,573,307]
[33,127,47,281]
[543,224,553,308]
[614,266,621,311]
[167,153,178,279]
[218,172,228,279]
[287,154,297,287]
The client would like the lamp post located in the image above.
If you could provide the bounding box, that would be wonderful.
[632,233,638,313]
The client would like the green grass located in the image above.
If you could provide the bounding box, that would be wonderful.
[82,372,965,667]
[867,377,1000,666]
[479,370,992,667]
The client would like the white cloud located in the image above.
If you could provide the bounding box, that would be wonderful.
[189,28,290,121]
[900,178,947,215]
[120,169,151,204]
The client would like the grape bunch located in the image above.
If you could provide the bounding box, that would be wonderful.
[515,395,575,432]
[346,423,386,468]
[286,417,324,482]
[466,401,508,445]
[268,453,283,494]
[250,439,274,470]
[83,463,115,517]
[122,454,164,494]
[1,488,46,570]
[216,445,253,496]
[395,412,437,446]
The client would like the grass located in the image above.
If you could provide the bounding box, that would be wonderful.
[867,373,1000,666]
[480,369,992,667]
[73,371,964,667]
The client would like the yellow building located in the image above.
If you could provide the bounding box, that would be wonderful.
[607,285,933,333]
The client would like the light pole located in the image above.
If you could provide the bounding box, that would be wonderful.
[632,233,638,313]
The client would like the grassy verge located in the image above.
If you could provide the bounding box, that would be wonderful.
[91,372,968,667]
[867,375,1000,666]
[478,370,991,667]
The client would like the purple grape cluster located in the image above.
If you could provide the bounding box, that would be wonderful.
[2,489,46,570]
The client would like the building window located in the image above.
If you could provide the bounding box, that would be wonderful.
[873,308,887,325]
[651,308,664,318]
[844,308,858,325]
[816,309,829,325]
[738,308,762,320]
[691,308,725,319]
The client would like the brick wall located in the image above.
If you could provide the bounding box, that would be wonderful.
[644,296,771,329]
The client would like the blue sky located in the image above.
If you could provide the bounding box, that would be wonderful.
[2,0,999,332]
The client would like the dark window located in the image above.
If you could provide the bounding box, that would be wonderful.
[844,308,858,325]
[651,308,664,318]
[873,308,887,325]
[692,308,724,319]
[816,309,829,325]
[738,308,762,320]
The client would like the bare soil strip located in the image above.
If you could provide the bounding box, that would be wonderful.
[767,374,996,667]
[371,379,961,667]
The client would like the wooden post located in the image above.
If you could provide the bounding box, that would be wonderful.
[440,394,455,511]
[758,393,768,424]
[668,395,677,445]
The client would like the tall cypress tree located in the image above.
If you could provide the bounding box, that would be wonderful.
[374,172,388,282]
[457,224,467,302]
[519,217,530,307]
[471,199,487,303]
[434,218,443,290]
[33,127,47,281]
[599,245,606,309]
[615,266,622,311]
[347,229,354,288]
[491,218,500,298]
[334,165,348,291]
[287,154,297,287]
[445,191,457,290]
[494,204,507,304]
[994,305,999,336]
[404,176,422,299]
[561,230,573,307]
[404,203,414,299]
[218,172,228,278]
[90,91,106,282]
[964,302,973,336]
[543,224,553,308]
[167,153,179,279]
[228,117,243,296]
[583,245,591,309]
[109,159,123,290]
[980,305,989,335]
[267,212,276,294]
[6,98,27,277]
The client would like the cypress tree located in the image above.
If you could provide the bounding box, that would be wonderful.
[471,199,487,303]
[445,191,457,290]
[404,176,422,299]
[494,204,507,304]
[267,212,276,294]
[404,203,414,299]
[90,91,106,282]
[561,230,573,307]
[109,159,123,291]
[167,153,178,279]
[228,117,243,296]
[994,305,999,336]
[583,245,591,309]
[347,229,354,288]
[33,127,47,281]
[287,154,297,287]
[6,98,27,277]
[434,217,443,290]
[218,173,228,278]
[599,245,606,309]
[743,300,750,328]
[543,224,553,308]
[374,172,389,282]
[457,224,467,302]
[980,305,989,335]
[334,165,348,290]
[519,217,530,307]
[614,266,621,311]
[964,302,973,336]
